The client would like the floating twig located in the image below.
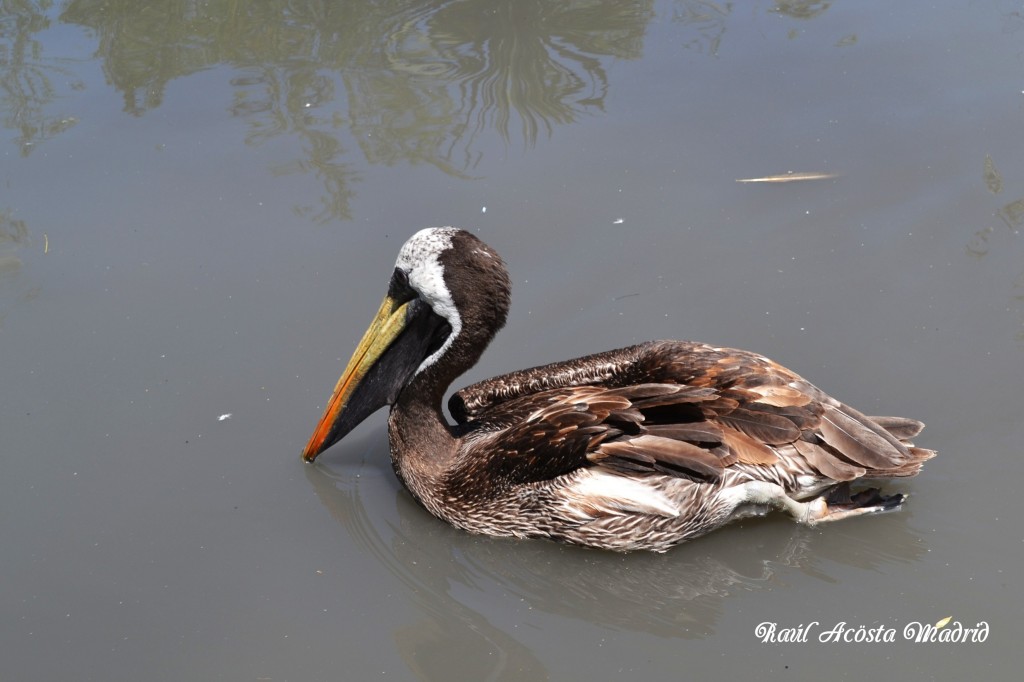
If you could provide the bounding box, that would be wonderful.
[736,171,839,184]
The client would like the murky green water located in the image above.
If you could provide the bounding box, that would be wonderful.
[3,1,1022,679]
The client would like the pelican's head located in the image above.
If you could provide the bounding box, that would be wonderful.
[302,227,510,462]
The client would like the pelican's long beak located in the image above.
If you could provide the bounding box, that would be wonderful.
[302,291,449,462]
[303,295,407,462]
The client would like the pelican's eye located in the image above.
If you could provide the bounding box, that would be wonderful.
[388,268,416,304]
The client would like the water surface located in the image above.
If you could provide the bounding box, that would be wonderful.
[2,1,1022,679]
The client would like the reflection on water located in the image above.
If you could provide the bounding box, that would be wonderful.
[305,430,928,678]
[966,154,1024,341]
[983,154,1003,195]
[228,67,359,223]
[348,0,650,162]
[47,0,652,222]
[0,0,859,223]
[0,208,37,327]
[771,0,832,21]
[671,1,731,56]
[669,0,841,56]
[0,2,81,155]
[0,217,25,289]
[305,444,549,681]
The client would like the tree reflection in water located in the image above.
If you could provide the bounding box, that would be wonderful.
[52,0,653,222]
[4,2,847,222]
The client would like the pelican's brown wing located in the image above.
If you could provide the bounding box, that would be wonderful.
[459,382,735,487]
[453,340,933,490]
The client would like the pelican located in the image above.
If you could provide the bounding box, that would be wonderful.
[302,227,935,552]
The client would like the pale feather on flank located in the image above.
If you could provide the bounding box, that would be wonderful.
[563,469,680,519]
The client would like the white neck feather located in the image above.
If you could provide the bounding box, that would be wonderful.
[395,227,463,376]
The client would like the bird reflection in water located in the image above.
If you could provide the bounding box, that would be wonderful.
[306,448,927,678]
